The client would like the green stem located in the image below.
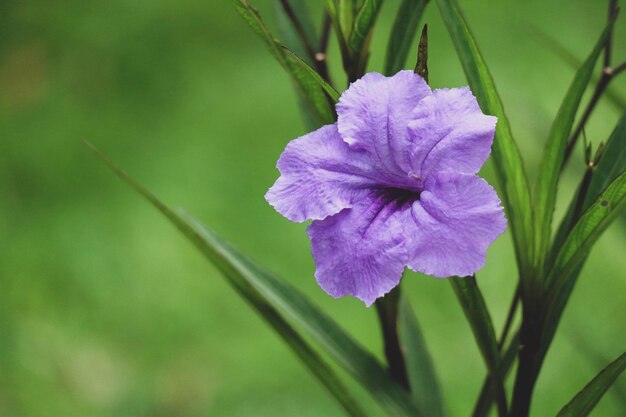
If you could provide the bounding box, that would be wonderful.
[375,286,410,390]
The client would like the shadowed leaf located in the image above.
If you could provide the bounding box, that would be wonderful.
[86,142,423,417]
[435,0,534,281]
[399,296,444,417]
[283,46,341,102]
[555,351,626,417]
[235,0,334,126]
[533,23,613,273]
[450,276,507,416]
[384,0,429,75]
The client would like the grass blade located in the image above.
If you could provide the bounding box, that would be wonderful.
[349,0,383,55]
[399,296,445,417]
[450,276,507,417]
[282,46,341,102]
[384,0,429,75]
[86,142,422,417]
[472,332,520,417]
[235,0,334,125]
[546,171,626,294]
[551,113,626,256]
[435,0,534,280]
[533,23,613,272]
[539,172,626,363]
[555,351,626,417]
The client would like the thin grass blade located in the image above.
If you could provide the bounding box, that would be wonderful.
[551,113,626,255]
[235,0,334,125]
[450,276,507,416]
[384,0,429,75]
[540,172,626,363]
[349,0,383,56]
[533,23,613,272]
[555,351,626,417]
[86,143,422,417]
[398,295,444,417]
[435,0,534,280]
[282,46,341,102]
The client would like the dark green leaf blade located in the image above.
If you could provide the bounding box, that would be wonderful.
[283,46,341,102]
[274,0,318,61]
[546,171,626,294]
[583,113,626,209]
[235,0,334,125]
[435,0,534,279]
[551,113,626,256]
[399,296,445,417]
[85,142,367,417]
[86,143,421,417]
[533,23,613,272]
[384,0,429,75]
[472,332,520,417]
[555,351,626,417]
[350,0,383,53]
[450,276,507,416]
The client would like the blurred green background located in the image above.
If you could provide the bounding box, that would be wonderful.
[1,0,624,416]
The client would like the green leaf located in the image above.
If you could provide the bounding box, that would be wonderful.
[435,0,534,280]
[546,171,626,294]
[274,0,318,61]
[533,23,613,273]
[282,46,341,102]
[472,332,520,417]
[531,28,626,111]
[555,351,626,417]
[399,296,445,417]
[235,0,334,126]
[551,113,626,256]
[384,0,429,75]
[450,276,507,416]
[583,113,626,209]
[540,172,626,362]
[86,143,422,417]
[348,0,383,76]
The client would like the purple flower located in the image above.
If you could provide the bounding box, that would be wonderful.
[266,71,507,306]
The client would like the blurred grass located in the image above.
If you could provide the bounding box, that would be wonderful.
[0,0,624,416]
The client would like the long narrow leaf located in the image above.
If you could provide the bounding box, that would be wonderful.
[472,332,520,417]
[85,143,367,417]
[551,113,626,256]
[546,171,626,294]
[384,0,429,75]
[86,143,421,417]
[235,0,334,125]
[583,113,626,209]
[533,23,613,272]
[435,0,534,279]
[555,351,626,417]
[282,46,341,102]
[540,172,626,362]
[349,0,383,54]
[399,296,444,417]
[274,0,318,61]
[450,276,507,416]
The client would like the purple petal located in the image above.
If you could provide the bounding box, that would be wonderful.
[307,191,412,306]
[266,124,380,222]
[337,71,431,179]
[407,87,497,179]
[404,172,506,277]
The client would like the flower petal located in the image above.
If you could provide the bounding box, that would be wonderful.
[307,191,411,306]
[407,87,497,179]
[405,172,506,278]
[266,124,381,222]
[337,71,431,179]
